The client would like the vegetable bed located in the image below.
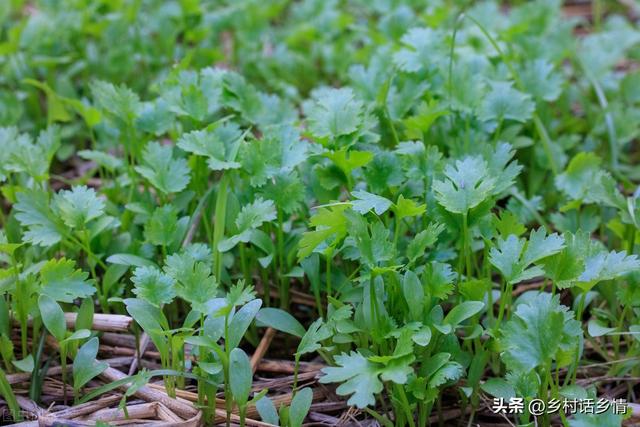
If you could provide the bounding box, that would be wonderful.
[1,0,640,426]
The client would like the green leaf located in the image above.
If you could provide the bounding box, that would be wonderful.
[73,337,108,391]
[478,81,535,123]
[78,150,123,172]
[351,190,392,215]
[500,292,581,372]
[577,250,640,290]
[433,157,496,214]
[346,214,393,267]
[320,350,412,409]
[131,266,176,307]
[407,223,445,263]
[298,205,349,260]
[135,142,190,194]
[443,301,485,328]
[256,308,305,338]
[297,318,331,357]
[402,271,424,320]
[229,348,252,407]
[480,378,515,400]
[520,59,564,102]
[304,87,364,140]
[255,396,279,425]
[5,127,60,182]
[490,228,564,284]
[12,355,34,373]
[177,123,242,171]
[53,185,105,229]
[62,329,91,343]
[124,298,168,354]
[320,351,384,408]
[587,320,616,337]
[90,80,140,121]
[40,258,96,303]
[38,294,66,342]
[393,28,445,73]
[258,172,305,215]
[219,198,277,252]
[144,205,182,247]
[289,387,312,427]
[106,253,156,268]
[14,189,62,247]
[393,195,426,220]
[164,251,217,313]
[228,299,262,349]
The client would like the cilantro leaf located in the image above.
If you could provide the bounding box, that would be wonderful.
[40,258,95,303]
[433,157,496,214]
[164,251,218,313]
[14,189,63,247]
[135,142,190,194]
[351,190,392,215]
[90,80,141,122]
[219,198,277,252]
[53,185,105,229]
[304,87,364,140]
[144,205,185,248]
[393,28,445,73]
[131,266,176,307]
[298,205,349,260]
[319,352,382,408]
[490,228,564,284]
[177,123,242,171]
[478,81,535,123]
[500,292,581,372]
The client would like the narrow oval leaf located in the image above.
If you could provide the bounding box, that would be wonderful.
[73,337,108,391]
[256,396,279,425]
[38,295,66,342]
[443,301,485,327]
[256,308,305,337]
[228,299,262,349]
[289,387,313,427]
[229,348,252,407]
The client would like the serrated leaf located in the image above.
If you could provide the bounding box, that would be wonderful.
[131,266,176,307]
[135,142,190,194]
[14,189,63,247]
[298,205,349,260]
[490,228,564,284]
[40,258,95,303]
[478,81,535,123]
[304,87,364,140]
[351,190,392,215]
[52,185,105,229]
[164,251,217,313]
[500,293,581,372]
[177,123,242,171]
[433,157,496,214]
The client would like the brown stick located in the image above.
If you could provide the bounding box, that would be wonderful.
[64,313,132,332]
[99,366,199,419]
[6,357,133,385]
[85,402,158,421]
[251,328,276,373]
